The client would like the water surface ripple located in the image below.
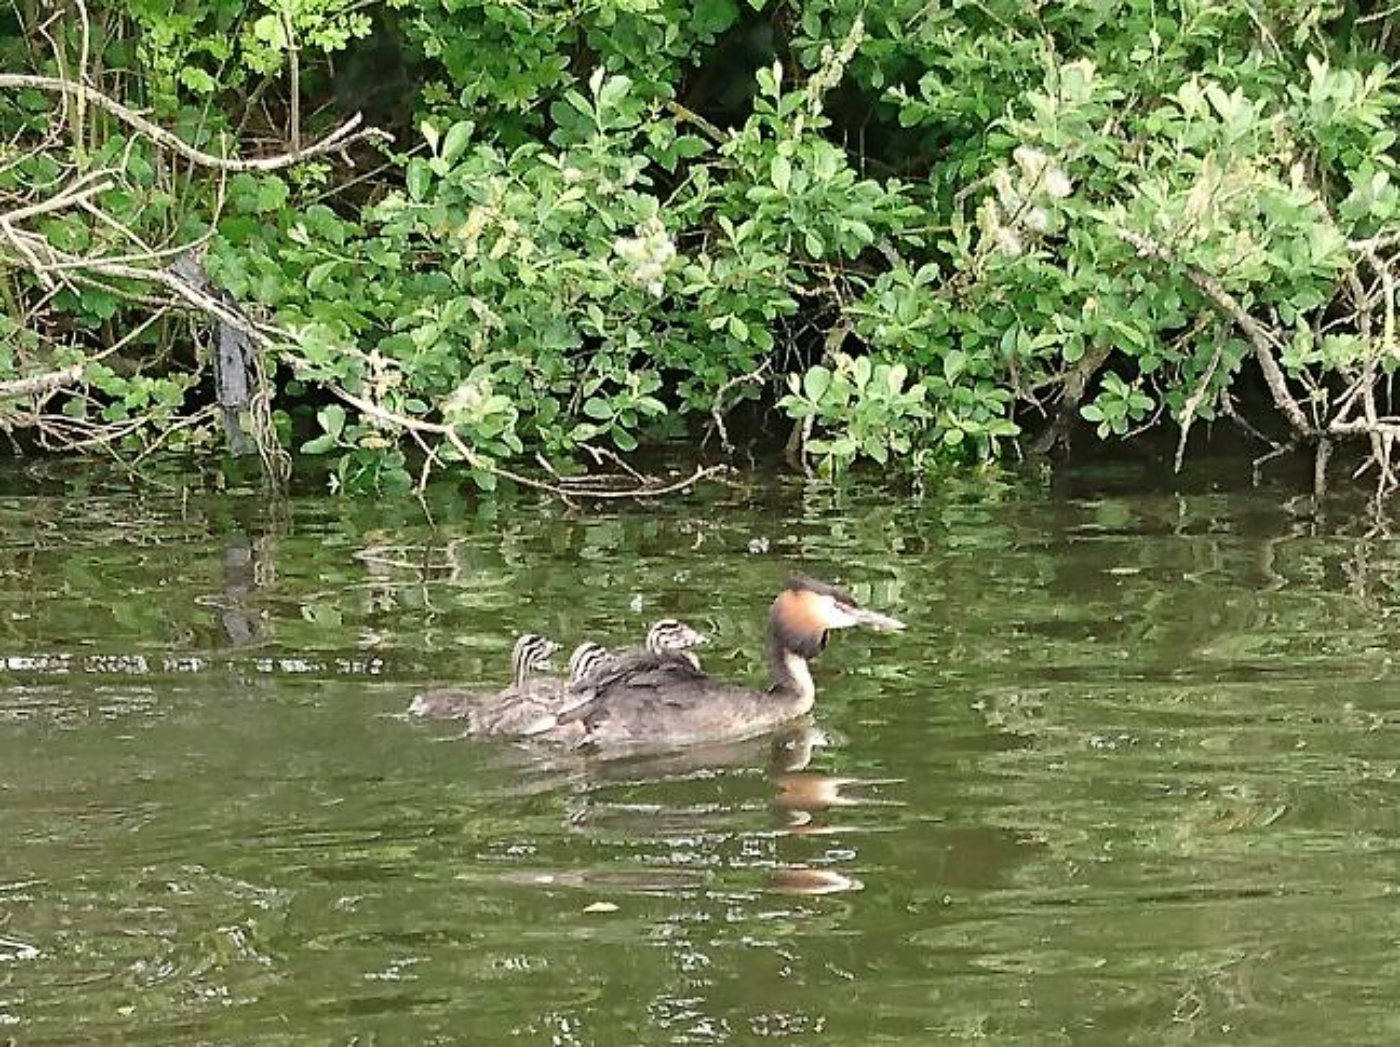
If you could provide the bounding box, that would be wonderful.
[3,468,1400,1043]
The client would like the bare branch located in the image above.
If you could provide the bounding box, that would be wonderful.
[0,175,114,225]
[664,101,726,146]
[0,363,84,399]
[327,384,728,500]
[1173,346,1223,472]
[1031,344,1112,455]
[0,74,390,171]
[709,360,771,452]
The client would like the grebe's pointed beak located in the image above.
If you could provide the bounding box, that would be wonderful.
[777,583,905,639]
[840,605,905,632]
[813,592,905,632]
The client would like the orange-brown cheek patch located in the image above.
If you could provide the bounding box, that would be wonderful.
[775,589,827,635]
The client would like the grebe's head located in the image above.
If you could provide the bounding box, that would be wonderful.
[768,576,905,658]
[567,641,610,683]
[645,618,708,655]
[511,633,559,683]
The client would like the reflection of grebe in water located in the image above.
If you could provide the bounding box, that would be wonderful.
[763,728,904,896]
[533,724,900,898]
[771,728,903,827]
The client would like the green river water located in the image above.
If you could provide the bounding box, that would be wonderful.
[3,459,1400,1045]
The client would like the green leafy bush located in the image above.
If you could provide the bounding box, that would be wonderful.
[5,0,1400,494]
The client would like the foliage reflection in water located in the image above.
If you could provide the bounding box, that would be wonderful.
[4,462,1400,1043]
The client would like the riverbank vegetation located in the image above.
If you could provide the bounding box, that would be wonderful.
[3,2,1400,497]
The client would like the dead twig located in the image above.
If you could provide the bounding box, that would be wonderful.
[1252,441,1297,485]
[0,363,85,400]
[663,101,726,146]
[1173,346,1223,472]
[0,174,114,225]
[709,360,771,452]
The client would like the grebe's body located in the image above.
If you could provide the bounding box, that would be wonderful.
[541,577,903,753]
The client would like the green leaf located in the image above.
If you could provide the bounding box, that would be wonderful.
[771,155,792,193]
[179,66,217,95]
[406,159,431,202]
[583,397,613,420]
[569,423,600,442]
[598,75,633,115]
[307,261,339,292]
[692,0,739,35]
[318,404,346,438]
[804,365,832,403]
[254,176,288,213]
[252,14,286,49]
[442,121,473,165]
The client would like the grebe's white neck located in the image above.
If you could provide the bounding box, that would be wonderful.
[780,651,816,712]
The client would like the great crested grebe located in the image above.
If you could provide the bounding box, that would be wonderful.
[540,576,904,752]
[494,618,708,737]
[408,633,558,720]
[406,619,707,735]
[574,618,708,681]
